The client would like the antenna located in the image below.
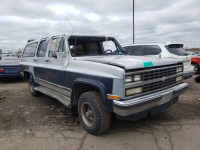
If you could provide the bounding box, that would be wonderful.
[65,16,77,56]
[66,16,76,35]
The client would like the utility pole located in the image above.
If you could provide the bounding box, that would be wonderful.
[133,0,135,43]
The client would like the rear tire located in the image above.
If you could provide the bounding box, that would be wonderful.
[192,63,199,74]
[78,91,111,135]
[29,76,40,97]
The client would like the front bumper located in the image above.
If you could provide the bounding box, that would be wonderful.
[113,83,188,117]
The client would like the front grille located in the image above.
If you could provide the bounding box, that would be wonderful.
[143,77,176,93]
[143,67,177,81]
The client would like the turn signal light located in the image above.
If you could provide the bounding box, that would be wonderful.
[107,94,120,100]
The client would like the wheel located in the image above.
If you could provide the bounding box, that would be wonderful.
[29,76,40,97]
[192,63,199,74]
[78,91,111,135]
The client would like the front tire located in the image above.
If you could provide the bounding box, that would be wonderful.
[29,76,40,97]
[78,91,111,135]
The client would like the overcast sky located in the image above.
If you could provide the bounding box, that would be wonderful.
[0,0,200,51]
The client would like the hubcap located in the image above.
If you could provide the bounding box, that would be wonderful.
[81,102,95,127]
[193,65,197,73]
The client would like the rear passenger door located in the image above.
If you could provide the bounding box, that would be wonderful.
[33,39,49,84]
[34,36,68,95]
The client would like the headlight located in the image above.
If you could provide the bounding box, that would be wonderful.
[125,76,133,83]
[176,67,183,73]
[126,87,142,96]
[176,76,182,82]
[134,74,141,82]
[125,74,141,83]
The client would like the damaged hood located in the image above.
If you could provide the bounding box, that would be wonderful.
[76,55,180,70]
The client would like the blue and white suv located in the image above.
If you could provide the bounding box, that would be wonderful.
[20,34,189,135]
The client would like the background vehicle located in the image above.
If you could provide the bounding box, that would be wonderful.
[187,51,197,56]
[191,56,200,74]
[192,51,200,56]
[123,42,193,79]
[20,34,189,135]
[0,57,21,78]
[0,54,18,60]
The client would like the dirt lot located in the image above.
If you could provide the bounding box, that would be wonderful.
[0,76,200,150]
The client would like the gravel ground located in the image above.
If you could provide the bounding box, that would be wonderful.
[0,76,200,150]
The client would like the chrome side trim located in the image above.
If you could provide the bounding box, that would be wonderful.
[34,86,71,107]
[35,77,71,91]
[35,77,71,97]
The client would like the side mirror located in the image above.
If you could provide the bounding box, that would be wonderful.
[56,52,67,58]
[56,52,67,63]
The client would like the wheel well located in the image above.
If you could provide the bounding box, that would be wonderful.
[192,62,199,66]
[24,71,31,81]
[72,83,101,106]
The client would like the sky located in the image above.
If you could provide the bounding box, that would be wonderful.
[0,0,200,52]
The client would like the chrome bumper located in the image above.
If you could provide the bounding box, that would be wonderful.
[113,83,188,117]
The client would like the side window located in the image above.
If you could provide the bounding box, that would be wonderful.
[23,42,38,57]
[48,38,61,57]
[125,46,143,56]
[86,43,100,55]
[143,45,161,55]
[58,37,66,52]
[70,44,85,56]
[37,40,48,57]
[165,45,188,56]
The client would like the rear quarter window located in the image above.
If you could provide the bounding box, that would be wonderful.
[23,42,38,57]
[165,44,188,56]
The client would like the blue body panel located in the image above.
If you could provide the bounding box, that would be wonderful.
[34,67,66,87]
[32,66,114,111]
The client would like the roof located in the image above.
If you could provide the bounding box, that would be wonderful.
[26,34,114,45]
[123,42,184,47]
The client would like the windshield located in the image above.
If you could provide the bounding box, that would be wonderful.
[165,44,188,56]
[68,36,125,57]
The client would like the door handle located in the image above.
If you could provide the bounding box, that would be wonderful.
[33,59,38,62]
[45,59,50,62]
